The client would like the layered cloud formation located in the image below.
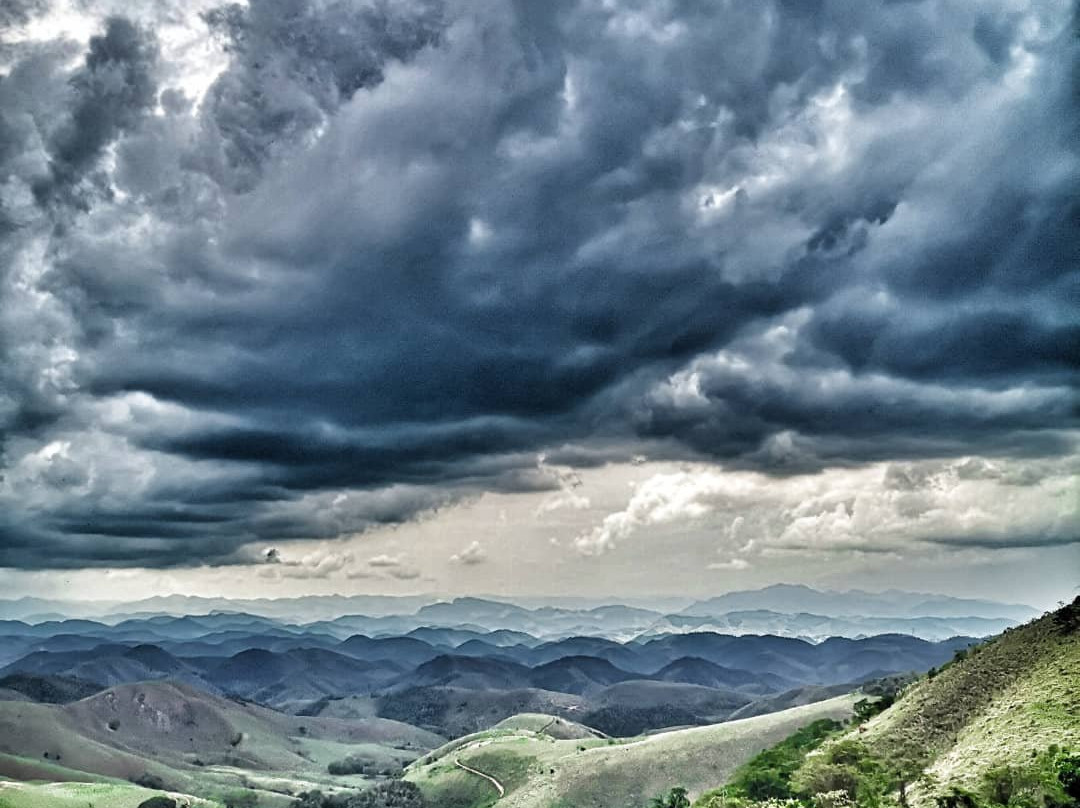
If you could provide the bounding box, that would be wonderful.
[0,0,1076,572]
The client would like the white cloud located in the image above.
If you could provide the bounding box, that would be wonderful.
[257,549,356,580]
[709,558,751,571]
[450,540,488,566]
[535,489,591,515]
[573,456,1080,558]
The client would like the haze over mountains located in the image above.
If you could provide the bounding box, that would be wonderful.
[0,585,1030,743]
[0,584,1038,638]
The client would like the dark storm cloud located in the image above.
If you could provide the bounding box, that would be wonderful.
[200,0,444,191]
[922,533,1080,550]
[34,17,160,209]
[0,0,1077,568]
[0,0,47,29]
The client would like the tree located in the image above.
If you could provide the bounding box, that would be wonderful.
[649,786,690,808]
[223,790,258,808]
[1057,752,1080,802]
[743,768,791,801]
[137,798,177,808]
[292,781,426,808]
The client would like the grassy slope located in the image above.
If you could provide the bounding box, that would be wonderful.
[407,695,858,808]
[491,713,602,740]
[0,680,445,807]
[0,779,220,808]
[832,606,1080,803]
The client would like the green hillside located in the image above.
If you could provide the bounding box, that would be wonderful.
[689,599,1080,808]
[856,598,1080,805]
[405,696,858,808]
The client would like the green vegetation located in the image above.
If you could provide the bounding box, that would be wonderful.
[138,797,179,808]
[650,787,691,808]
[222,790,259,808]
[684,599,1080,808]
[292,781,426,807]
[725,719,845,802]
[328,757,403,777]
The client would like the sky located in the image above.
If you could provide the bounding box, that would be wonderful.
[0,0,1077,610]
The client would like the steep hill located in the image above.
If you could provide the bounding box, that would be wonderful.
[784,599,1080,808]
[861,600,1079,801]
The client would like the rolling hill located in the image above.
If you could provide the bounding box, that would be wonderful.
[405,694,859,807]
[0,679,445,806]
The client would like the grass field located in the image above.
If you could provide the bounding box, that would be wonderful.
[407,695,858,808]
[0,780,221,808]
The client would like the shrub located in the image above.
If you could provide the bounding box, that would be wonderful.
[293,780,426,807]
[1052,597,1080,634]
[222,790,258,808]
[791,740,891,808]
[812,790,854,808]
[1056,752,1080,802]
[132,773,166,790]
[691,789,746,808]
[650,786,691,808]
[853,696,893,724]
[328,756,371,776]
[978,748,1079,808]
[936,787,983,808]
[728,718,844,802]
[137,798,177,808]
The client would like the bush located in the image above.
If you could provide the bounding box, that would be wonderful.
[1052,597,1080,634]
[692,789,747,808]
[853,697,893,723]
[650,787,691,808]
[979,748,1078,808]
[293,780,426,808]
[328,757,371,776]
[132,773,166,790]
[727,719,844,802]
[329,756,404,776]
[137,798,177,808]
[223,790,259,808]
[1056,752,1080,802]
[936,787,983,808]
[791,740,891,808]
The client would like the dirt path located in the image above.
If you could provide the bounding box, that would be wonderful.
[455,757,506,798]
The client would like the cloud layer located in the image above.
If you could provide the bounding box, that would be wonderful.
[0,0,1076,570]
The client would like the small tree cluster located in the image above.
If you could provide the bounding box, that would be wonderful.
[649,786,691,808]
[328,756,403,777]
[293,781,426,808]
